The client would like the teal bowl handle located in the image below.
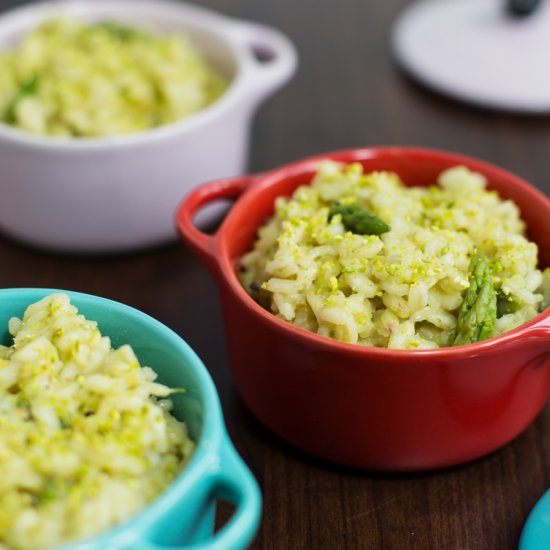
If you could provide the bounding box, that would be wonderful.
[188,442,262,550]
[519,489,550,550]
[134,439,261,550]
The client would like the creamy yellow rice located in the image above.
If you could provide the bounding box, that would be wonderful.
[0,18,227,137]
[239,161,550,349]
[0,294,194,550]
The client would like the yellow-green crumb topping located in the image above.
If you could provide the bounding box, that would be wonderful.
[0,293,194,550]
[0,18,228,137]
[240,161,550,349]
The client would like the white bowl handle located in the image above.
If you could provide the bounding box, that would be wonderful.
[228,19,298,107]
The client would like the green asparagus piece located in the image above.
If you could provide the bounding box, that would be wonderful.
[328,203,390,235]
[37,477,62,504]
[452,255,497,346]
[3,75,39,124]
[92,21,149,41]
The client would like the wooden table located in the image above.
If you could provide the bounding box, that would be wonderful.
[2,0,550,548]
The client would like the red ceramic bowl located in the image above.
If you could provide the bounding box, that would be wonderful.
[176,147,550,471]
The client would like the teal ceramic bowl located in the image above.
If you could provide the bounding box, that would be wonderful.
[520,489,550,550]
[0,288,261,550]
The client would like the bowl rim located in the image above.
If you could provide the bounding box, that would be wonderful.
[0,0,248,151]
[210,145,550,359]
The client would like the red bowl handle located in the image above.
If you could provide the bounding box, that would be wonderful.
[176,176,255,272]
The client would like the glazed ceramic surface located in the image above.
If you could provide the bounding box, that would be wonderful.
[0,0,297,252]
[520,487,550,550]
[177,147,550,471]
[0,288,261,549]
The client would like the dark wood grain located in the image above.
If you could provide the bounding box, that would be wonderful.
[2,1,550,548]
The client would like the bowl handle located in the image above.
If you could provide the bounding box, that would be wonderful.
[176,176,255,273]
[227,19,298,107]
[132,440,261,550]
[187,442,262,550]
[519,487,550,550]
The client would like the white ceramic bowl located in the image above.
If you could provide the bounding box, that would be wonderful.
[0,0,297,253]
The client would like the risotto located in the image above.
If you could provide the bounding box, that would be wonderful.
[239,161,550,349]
[0,18,227,137]
[0,294,194,550]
